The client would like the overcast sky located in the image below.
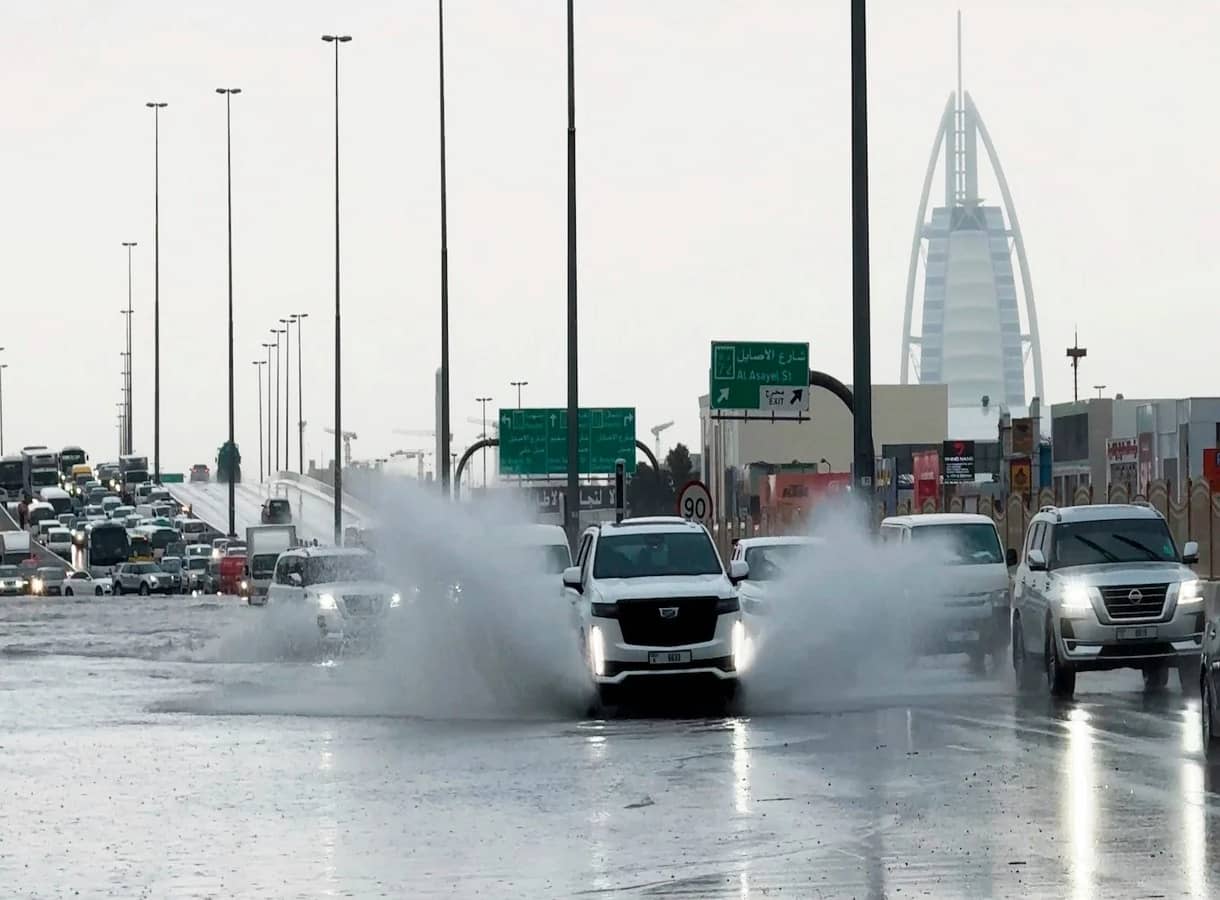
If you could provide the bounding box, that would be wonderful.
[2,1,1216,476]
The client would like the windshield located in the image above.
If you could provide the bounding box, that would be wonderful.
[267,500,289,512]
[744,544,811,581]
[302,555,386,585]
[0,461,23,487]
[910,524,1004,565]
[89,526,131,565]
[160,558,182,573]
[593,531,722,579]
[149,529,178,550]
[0,566,17,577]
[534,545,571,574]
[1053,518,1179,568]
[186,557,209,571]
[32,470,59,487]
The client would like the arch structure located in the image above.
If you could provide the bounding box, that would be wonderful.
[899,89,1044,432]
[452,438,660,500]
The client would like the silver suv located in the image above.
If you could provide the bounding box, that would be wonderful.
[1011,504,1202,698]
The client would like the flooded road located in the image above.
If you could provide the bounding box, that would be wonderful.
[3,594,1219,898]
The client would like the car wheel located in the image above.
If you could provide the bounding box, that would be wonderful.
[1046,626,1076,698]
[1143,663,1170,691]
[64,587,73,597]
[114,583,123,596]
[138,583,150,596]
[596,683,621,709]
[1203,678,1220,759]
[94,587,103,596]
[1013,620,1040,692]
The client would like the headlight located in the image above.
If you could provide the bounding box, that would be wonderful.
[1061,583,1097,612]
[732,619,751,672]
[317,593,337,610]
[389,592,402,608]
[1179,579,1204,605]
[31,577,43,593]
[240,579,249,591]
[589,625,606,676]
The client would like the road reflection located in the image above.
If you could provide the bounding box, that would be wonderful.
[1062,706,1095,900]
[1178,705,1208,898]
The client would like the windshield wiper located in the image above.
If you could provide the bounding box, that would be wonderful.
[1071,535,1120,563]
[1111,534,1163,561]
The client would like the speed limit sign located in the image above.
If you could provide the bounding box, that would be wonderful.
[676,480,713,523]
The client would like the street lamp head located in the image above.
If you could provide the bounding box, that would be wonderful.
[145,101,167,109]
[122,241,137,248]
[322,34,353,43]
[216,88,241,95]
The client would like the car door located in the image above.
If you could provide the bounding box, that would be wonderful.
[1018,522,1048,655]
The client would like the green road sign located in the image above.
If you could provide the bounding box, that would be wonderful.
[160,473,184,484]
[499,407,636,476]
[710,340,810,411]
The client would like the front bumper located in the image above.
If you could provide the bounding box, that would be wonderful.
[589,614,741,685]
[918,601,1008,655]
[1057,606,1205,670]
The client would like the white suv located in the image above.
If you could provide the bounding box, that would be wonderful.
[1011,504,1203,698]
[563,517,748,705]
[266,546,402,647]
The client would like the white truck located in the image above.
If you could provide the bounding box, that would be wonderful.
[245,524,298,605]
[1,530,32,565]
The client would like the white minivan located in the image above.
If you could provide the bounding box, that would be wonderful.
[879,513,1015,668]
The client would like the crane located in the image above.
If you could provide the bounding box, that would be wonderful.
[651,421,674,457]
[389,448,430,481]
[322,427,357,467]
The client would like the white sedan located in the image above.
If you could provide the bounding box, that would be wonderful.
[62,571,114,597]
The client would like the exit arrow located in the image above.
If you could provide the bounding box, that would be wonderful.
[790,388,804,406]
[717,387,730,404]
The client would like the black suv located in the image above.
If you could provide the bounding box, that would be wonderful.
[261,498,292,525]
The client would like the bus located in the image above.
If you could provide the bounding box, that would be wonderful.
[59,446,88,479]
[0,455,24,499]
[82,521,132,577]
[21,448,60,496]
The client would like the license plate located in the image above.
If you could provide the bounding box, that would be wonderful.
[947,630,979,643]
[648,651,692,665]
[1116,625,1157,641]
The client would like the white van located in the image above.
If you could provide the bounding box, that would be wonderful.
[879,513,1015,667]
[508,523,572,575]
[38,487,73,516]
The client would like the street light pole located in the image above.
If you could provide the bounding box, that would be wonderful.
[121,241,137,454]
[475,396,493,488]
[850,0,875,494]
[0,361,7,456]
[145,101,166,482]
[322,33,351,543]
[564,0,580,546]
[216,87,241,537]
[437,0,452,496]
[262,342,274,480]
[510,380,527,410]
[270,326,284,472]
[119,350,130,453]
[253,360,266,483]
[293,312,308,473]
[281,314,294,470]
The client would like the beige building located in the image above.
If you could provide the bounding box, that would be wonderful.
[699,383,949,515]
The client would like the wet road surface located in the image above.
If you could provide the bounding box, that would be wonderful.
[3,594,1220,898]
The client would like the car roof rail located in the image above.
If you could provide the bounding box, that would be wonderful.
[1130,500,1154,508]
[1038,505,1058,514]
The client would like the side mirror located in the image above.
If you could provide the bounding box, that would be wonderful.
[1183,541,1200,565]
[728,559,749,584]
[1027,549,1047,572]
[1006,548,1018,568]
[288,572,303,588]
[562,566,582,592]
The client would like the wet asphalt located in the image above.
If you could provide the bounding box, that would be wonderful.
[2,595,1219,899]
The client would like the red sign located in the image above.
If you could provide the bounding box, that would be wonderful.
[913,449,941,510]
[1106,438,1138,464]
[759,472,852,513]
[1204,449,1220,491]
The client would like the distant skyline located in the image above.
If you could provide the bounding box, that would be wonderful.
[2,1,1216,473]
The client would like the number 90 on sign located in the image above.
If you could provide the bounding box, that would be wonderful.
[676,480,713,523]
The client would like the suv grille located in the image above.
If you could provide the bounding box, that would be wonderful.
[616,598,719,647]
[343,594,382,616]
[1100,583,1168,620]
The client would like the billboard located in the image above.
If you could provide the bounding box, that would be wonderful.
[913,449,941,510]
[942,440,976,484]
